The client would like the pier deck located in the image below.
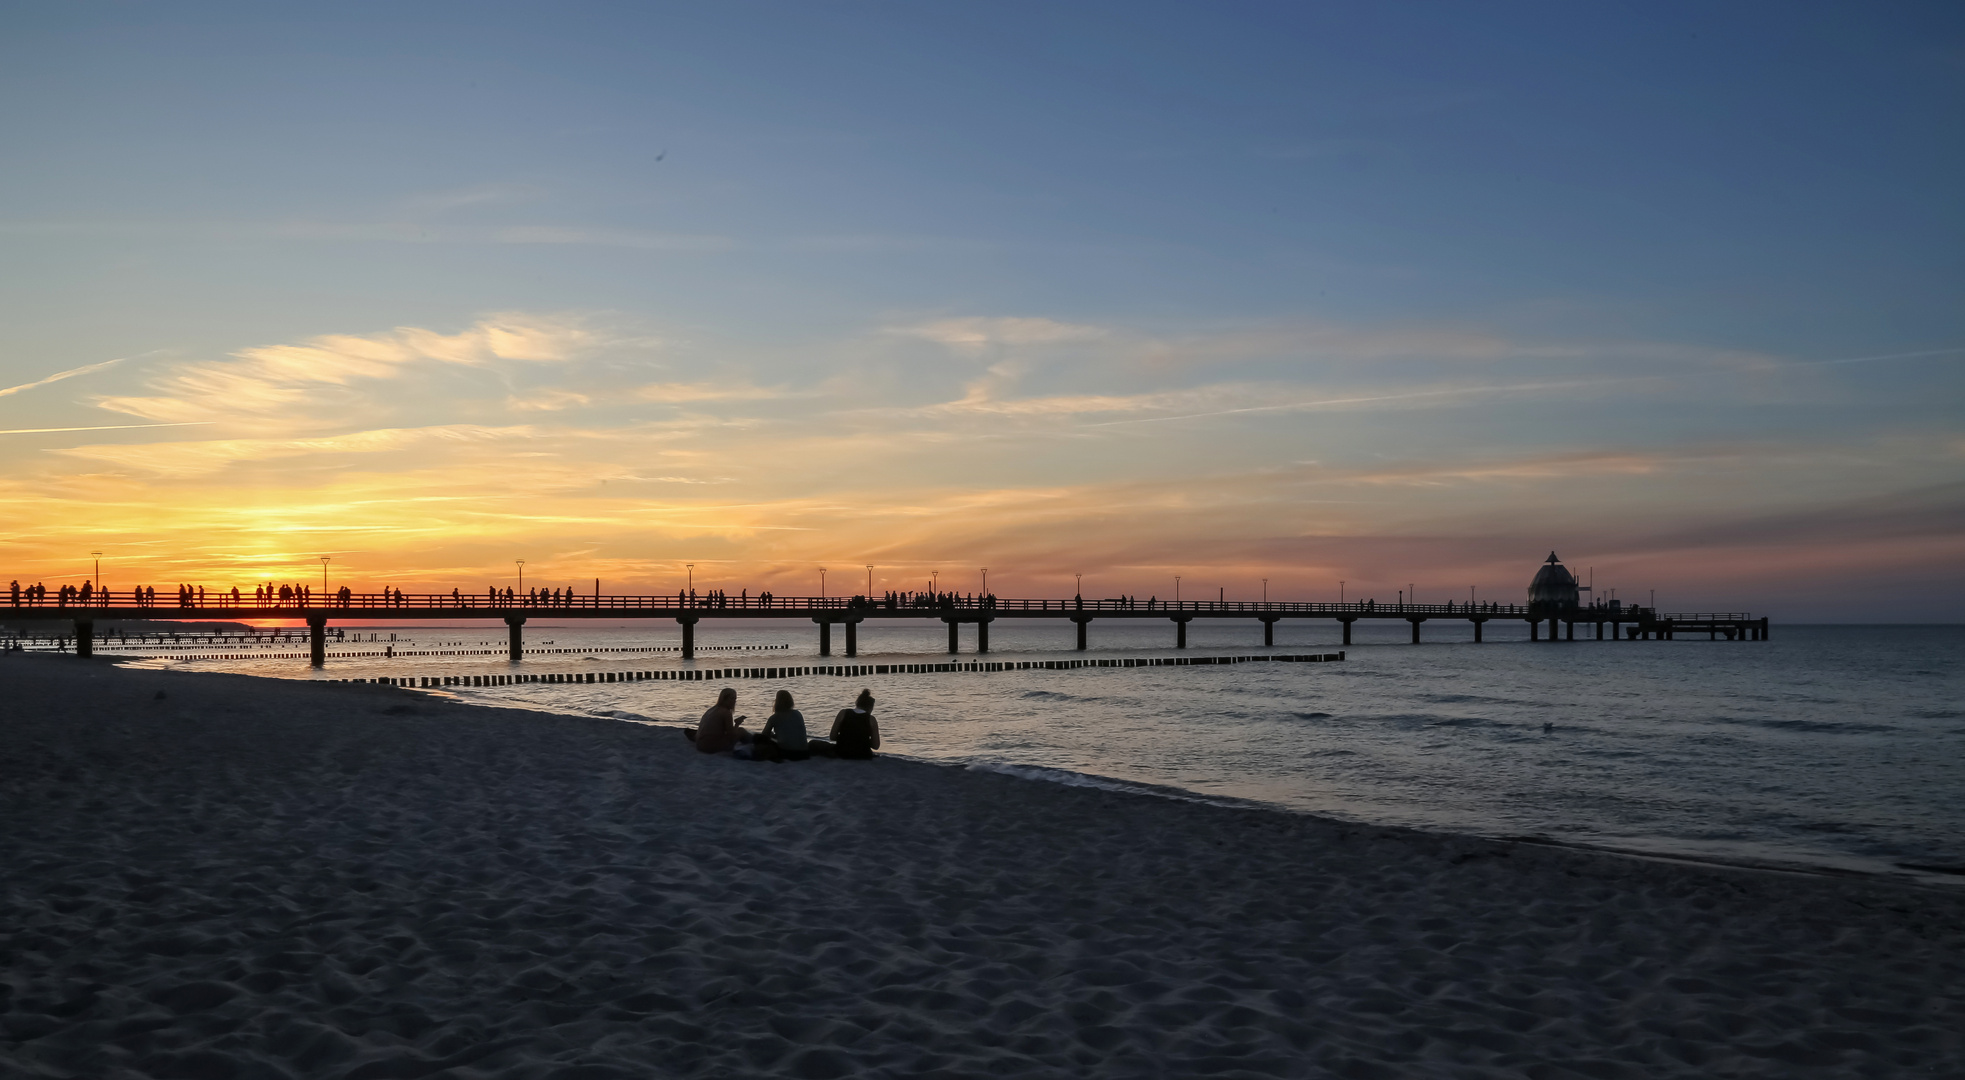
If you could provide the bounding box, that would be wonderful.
[6,589,1766,666]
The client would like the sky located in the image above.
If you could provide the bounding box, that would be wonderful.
[1,2,1961,620]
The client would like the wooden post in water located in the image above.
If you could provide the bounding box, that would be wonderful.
[504,614,525,662]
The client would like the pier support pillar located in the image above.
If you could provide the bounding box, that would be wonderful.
[1472,618,1484,643]
[1596,621,1603,640]
[1760,617,1769,641]
[1339,618,1354,645]
[74,618,94,659]
[504,615,525,662]
[1259,616,1278,646]
[946,619,960,655]
[816,618,832,657]
[978,619,991,654]
[307,615,327,668]
[678,616,698,659]
[1566,621,1574,641]
[1407,617,1424,644]
[1072,616,1092,650]
[845,619,858,658]
[1172,617,1190,649]
[1530,620,1539,642]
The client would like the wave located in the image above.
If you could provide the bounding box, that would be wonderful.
[961,761,1277,812]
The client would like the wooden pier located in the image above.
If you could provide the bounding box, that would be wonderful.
[5,588,1767,668]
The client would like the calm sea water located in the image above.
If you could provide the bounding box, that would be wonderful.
[115,619,1965,883]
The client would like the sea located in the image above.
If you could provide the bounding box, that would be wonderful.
[100,617,1965,885]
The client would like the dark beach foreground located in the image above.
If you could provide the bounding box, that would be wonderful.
[1,654,1960,1079]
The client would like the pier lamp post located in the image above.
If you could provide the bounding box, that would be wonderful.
[517,560,524,591]
[686,564,694,591]
[866,565,873,597]
[320,556,330,591]
[91,551,101,591]
[981,568,988,595]
[1175,575,1181,603]
[1340,581,1345,605]
[932,570,938,596]
[1075,572,1081,598]
[819,568,826,600]
[1262,578,1267,604]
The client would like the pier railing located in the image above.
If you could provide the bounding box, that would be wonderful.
[3,587,1650,619]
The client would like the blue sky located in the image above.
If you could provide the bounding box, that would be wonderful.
[2,3,1961,617]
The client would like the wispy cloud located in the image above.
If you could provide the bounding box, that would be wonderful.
[492,226,733,251]
[890,317,1111,352]
[93,316,592,433]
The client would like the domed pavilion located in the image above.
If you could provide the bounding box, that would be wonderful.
[1527,551,1579,615]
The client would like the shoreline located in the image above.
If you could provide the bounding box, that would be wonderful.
[402,671,1965,892]
[5,653,1962,1077]
[92,650,1965,888]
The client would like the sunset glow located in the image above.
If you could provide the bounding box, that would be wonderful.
[3,7,1960,619]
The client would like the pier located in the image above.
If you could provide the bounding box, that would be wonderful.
[5,588,1766,667]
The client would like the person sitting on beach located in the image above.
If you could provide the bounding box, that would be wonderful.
[752,690,809,762]
[815,689,880,760]
[685,688,751,754]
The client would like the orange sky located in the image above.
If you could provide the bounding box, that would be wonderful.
[5,315,1961,619]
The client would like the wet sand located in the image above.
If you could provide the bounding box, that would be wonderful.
[2,654,1960,1078]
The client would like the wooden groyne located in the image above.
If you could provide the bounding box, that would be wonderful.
[326,651,1347,689]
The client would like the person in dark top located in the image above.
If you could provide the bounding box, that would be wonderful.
[826,689,881,760]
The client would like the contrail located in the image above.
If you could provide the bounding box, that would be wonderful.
[0,421,215,436]
[0,357,126,398]
[1813,346,1965,366]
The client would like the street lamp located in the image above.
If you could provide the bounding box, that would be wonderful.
[1075,572,1081,597]
[686,563,694,591]
[819,568,827,599]
[517,560,524,591]
[1175,575,1181,603]
[1262,578,1267,603]
[91,551,101,589]
[866,565,873,597]
[931,570,938,595]
[320,556,331,591]
[1340,580,1346,604]
[981,568,988,595]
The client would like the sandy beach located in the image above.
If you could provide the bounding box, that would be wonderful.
[2,654,1960,1079]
